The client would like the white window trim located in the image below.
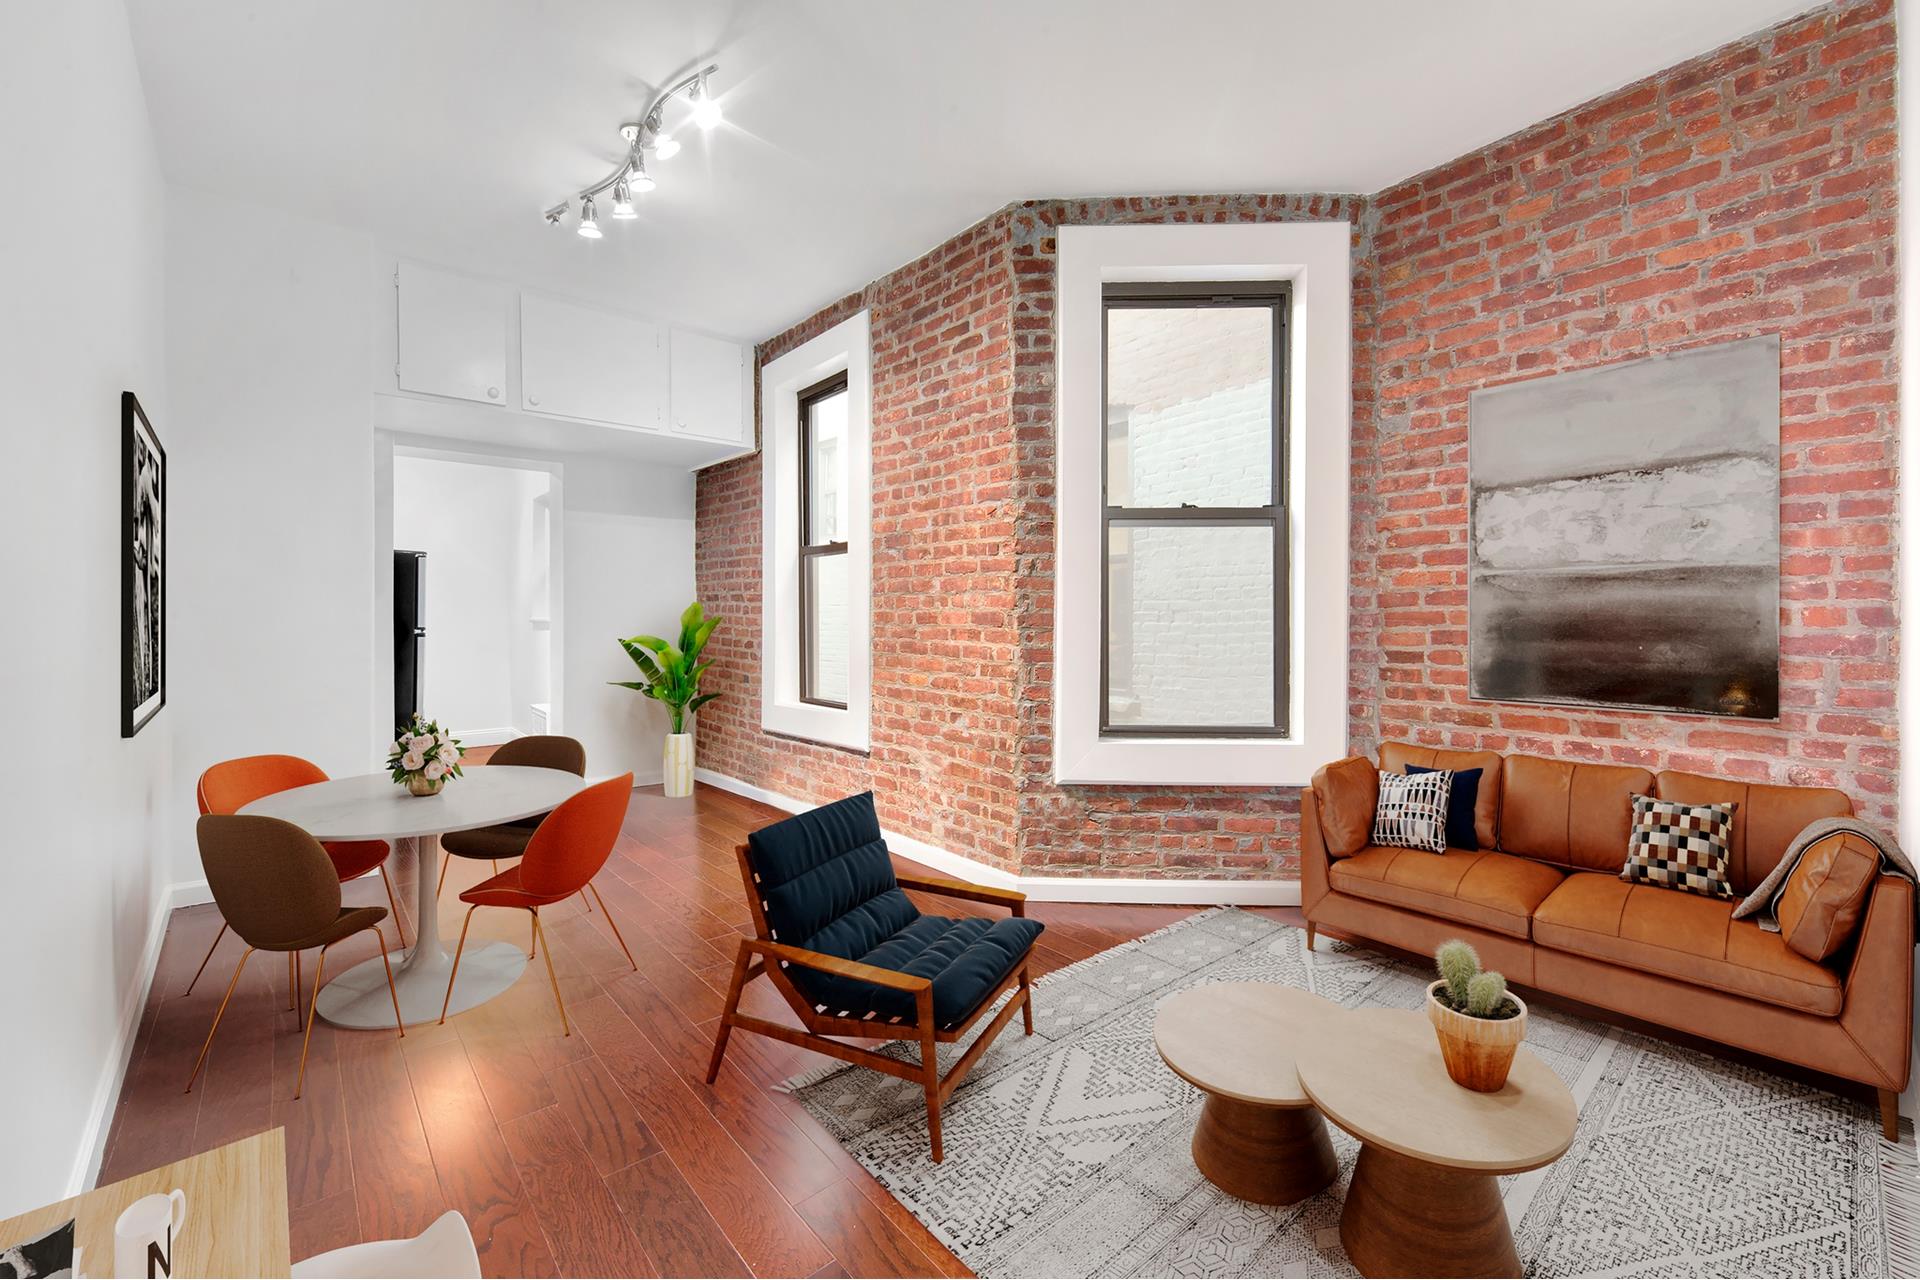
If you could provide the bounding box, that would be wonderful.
[761,310,872,751]
[1053,222,1351,786]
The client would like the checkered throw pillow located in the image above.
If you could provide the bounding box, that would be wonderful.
[1371,769,1451,855]
[1621,794,1736,898]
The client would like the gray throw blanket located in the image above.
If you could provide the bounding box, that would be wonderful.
[1731,816,1918,932]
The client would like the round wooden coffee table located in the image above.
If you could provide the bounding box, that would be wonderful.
[1295,1007,1576,1279]
[1153,983,1341,1205]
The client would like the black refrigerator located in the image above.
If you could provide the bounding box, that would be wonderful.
[394,550,426,733]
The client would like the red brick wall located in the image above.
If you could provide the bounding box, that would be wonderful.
[1367,0,1899,822]
[693,0,1901,879]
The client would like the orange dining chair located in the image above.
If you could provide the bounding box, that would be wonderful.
[188,814,404,1098]
[439,774,637,1033]
[187,755,409,1011]
[438,735,596,919]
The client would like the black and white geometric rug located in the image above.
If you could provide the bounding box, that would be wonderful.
[783,908,1919,1278]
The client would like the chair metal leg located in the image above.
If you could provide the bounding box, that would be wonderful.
[378,862,409,949]
[917,987,943,1162]
[435,852,451,899]
[295,945,330,1100]
[528,909,537,959]
[531,910,570,1036]
[287,951,298,1012]
[183,921,230,997]
[579,888,593,912]
[185,947,254,1093]
[373,927,405,1037]
[1019,963,1034,1035]
[439,906,477,1025]
[706,942,751,1083]
[587,883,637,971]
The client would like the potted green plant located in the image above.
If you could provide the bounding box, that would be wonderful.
[612,601,720,798]
[1427,940,1528,1092]
[388,715,464,796]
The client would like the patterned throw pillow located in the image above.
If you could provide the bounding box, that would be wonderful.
[1372,769,1452,855]
[1621,795,1736,898]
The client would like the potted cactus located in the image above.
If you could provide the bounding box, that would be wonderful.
[1427,940,1528,1092]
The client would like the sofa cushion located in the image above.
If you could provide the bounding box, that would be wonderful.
[746,792,917,956]
[1311,755,1378,858]
[1380,743,1503,849]
[1620,794,1736,900]
[1371,770,1451,854]
[1328,846,1565,940]
[1407,764,1483,851]
[798,914,1045,1030]
[1532,872,1842,1016]
[1501,755,1653,873]
[1654,771,1852,895]
[1777,831,1879,963]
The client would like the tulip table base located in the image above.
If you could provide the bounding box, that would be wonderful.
[316,833,529,1028]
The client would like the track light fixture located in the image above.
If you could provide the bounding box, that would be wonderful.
[544,60,720,237]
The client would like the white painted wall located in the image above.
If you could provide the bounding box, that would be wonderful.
[0,0,174,1214]
[164,186,378,885]
[392,455,550,740]
[564,461,697,784]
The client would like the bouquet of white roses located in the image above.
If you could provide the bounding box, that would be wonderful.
[388,716,464,794]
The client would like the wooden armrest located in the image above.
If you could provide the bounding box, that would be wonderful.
[745,939,932,993]
[896,874,1028,914]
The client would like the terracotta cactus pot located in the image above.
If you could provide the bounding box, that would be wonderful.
[1426,979,1528,1092]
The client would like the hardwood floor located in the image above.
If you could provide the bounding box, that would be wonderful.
[99,772,1295,1277]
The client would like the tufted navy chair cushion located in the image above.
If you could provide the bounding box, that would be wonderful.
[744,792,1045,1030]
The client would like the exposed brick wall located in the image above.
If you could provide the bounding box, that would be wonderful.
[1367,0,1898,822]
[693,0,1900,879]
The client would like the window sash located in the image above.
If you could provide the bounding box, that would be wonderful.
[1099,282,1290,738]
[799,371,851,709]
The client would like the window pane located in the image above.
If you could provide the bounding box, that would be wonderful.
[804,552,850,704]
[1105,305,1273,509]
[1106,523,1274,728]
[805,388,848,545]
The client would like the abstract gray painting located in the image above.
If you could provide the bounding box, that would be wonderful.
[1469,335,1780,719]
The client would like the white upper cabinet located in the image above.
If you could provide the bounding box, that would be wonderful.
[396,262,510,405]
[519,292,666,431]
[668,328,747,444]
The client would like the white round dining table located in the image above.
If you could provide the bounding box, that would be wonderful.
[238,766,591,1028]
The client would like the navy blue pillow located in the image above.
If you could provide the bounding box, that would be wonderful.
[1405,765,1480,851]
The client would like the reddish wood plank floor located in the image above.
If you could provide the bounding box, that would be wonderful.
[98,770,1301,1277]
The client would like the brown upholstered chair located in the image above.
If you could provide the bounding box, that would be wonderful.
[187,814,404,1099]
[438,736,590,909]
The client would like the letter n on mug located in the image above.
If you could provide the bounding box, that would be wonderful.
[113,1189,186,1279]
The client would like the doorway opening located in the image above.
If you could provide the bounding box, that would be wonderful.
[389,448,562,748]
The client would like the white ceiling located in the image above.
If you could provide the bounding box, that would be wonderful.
[126,0,1813,344]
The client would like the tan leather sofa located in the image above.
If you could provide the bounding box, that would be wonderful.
[1302,741,1914,1138]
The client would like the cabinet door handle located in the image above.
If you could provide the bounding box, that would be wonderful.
[529,395,541,406]
[486,386,500,399]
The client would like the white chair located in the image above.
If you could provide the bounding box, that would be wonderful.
[291,1210,481,1279]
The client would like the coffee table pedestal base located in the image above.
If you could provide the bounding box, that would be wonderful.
[1339,1143,1518,1279]
[1192,1093,1338,1206]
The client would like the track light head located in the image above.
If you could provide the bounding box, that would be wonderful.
[611,179,637,219]
[627,155,656,194]
[576,195,602,238]
[689,73,722,130]
[653,134,681,160]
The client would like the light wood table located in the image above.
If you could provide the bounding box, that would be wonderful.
[1295,1008,1576,1279]
[241,766,591,1028]
[0,1129,290,1278]
[1154,983,1341,1205]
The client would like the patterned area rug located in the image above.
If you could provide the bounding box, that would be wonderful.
[783,908,1919,1278]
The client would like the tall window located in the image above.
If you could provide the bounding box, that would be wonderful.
[798,371,850,707]
[1101,282,1289,736]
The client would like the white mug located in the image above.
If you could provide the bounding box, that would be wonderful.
[113,1189,186,1279]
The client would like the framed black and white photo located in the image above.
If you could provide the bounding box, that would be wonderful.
[122,391,165,737]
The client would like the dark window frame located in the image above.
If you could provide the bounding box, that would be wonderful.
[798,370,850,709]
[1099,281,1291,738]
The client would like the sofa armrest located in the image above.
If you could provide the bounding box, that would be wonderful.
[1839,873,1914,1092]
[1301,787,1332,918]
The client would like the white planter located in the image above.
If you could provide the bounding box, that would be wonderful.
[663,732,695,798]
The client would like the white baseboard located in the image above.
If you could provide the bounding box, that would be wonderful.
[693,768,1301,907]
[69,881,175,1196]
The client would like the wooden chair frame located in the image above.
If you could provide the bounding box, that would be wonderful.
[705,844,1037,1161]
